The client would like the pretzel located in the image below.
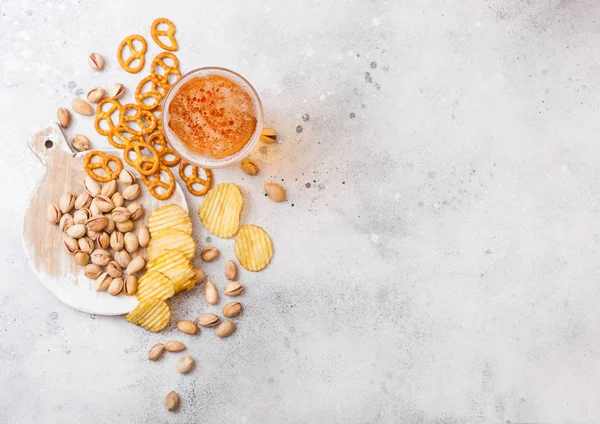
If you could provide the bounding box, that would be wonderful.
[152,105,163,132]
[119,103,157,136]
[94,98,123,136]
[117,34,147,74]
[135,75,166,110]
[106,125,144,149]
[148,131,181,167]
[123,140,160,176]
[141,162,175,200]
[83,151,123,182]
[150,18,178,52]
[179,160,213,196]
[151,52,181,89]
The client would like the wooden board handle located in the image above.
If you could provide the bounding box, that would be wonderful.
[29,123,74,166]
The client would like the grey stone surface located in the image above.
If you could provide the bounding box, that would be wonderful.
[2,0,600,422]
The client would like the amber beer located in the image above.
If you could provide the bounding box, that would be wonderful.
[163,68,263,168]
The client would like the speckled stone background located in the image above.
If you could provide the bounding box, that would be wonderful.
[2,0,600,422]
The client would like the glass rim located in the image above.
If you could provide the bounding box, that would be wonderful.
[161,66,264,169]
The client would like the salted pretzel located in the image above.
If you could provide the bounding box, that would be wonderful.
[147,131,181,167]
[179,160,213,196]
[106,125,143,149]
[151,52,181,89]
[83,151,123,182]
[152,105,163,132]
[94,98,123,136]
[150,18,178,52]
[141,162,175,200]
[123,140,160,176]
[135,75,166,110]
[119,103,157,136]
[117,34,147,74]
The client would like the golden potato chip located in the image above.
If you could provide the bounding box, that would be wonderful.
[148,204,192,236]
[147,229,196,261]
[125,298,171,332]
[146,249,195,291]
[234,224,274,272]
[198,183,243,238]
[174,278,195,294]
[136,270,175,302]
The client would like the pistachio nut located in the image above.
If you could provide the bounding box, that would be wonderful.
[95,195,114,213]
[105,261,122,278]
[116,219,134,233]
[110,231,124,251]
[224,260,237,280]
[108,83,125,100]
[66,224,87,239]
[73,209,91,225]
[261,127,277,140]
[126,256,145,274]
[223,301,242,318]
[63,235,78,253]
[95,272,112,292]
[91,249,111,266]
[241,159,259,176]
[87,229,98,240]
[59,213,74,232]
[85,215,108,232]
[148,343,165,361]
[83,176,101,197]
[224,281,244,297]
[47,203,61,224]
[197,313,219,328]
[108,277,124,296]
[86,87,105,103]
[59,192,75,214]
[72,134,90,152]
[57,108,71,128]
[124,275,137,296]
[138,225,150,248]
[72,98,93,116]
[119,169,135,185]
[264,182,286,202]
[200,246,219,262]
[88,52,104,71]
[84,263,103,279]
[74,192,92,210]
[177,320,198,335]
[193,267,206,283]
[204,281,219,305]
[216,320,236,338]
[111,207,131,223]
[111,192,124,208]
[165,391,179,411]
[101,180,117,197]
[97,231,110,250]
[74,250,90,266]
[164,340,186,352]
[115,250,131,268]
[104,215,115,233]
[122,184,141,201]
[176,356,195,374]
[127,203,144,220]
[89,199,101,216]
[78,236,95,254]
[124,232,139,253]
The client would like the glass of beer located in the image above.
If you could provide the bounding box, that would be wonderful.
[162,67,264,168]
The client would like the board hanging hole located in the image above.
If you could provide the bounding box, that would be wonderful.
[45,140,53,149]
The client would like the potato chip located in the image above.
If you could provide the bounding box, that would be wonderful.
[198,183,243,238]
[148,204,192,236]
[136,270,175,302]
[234,224,274,272]
[174,278,196,295]
[147,229,196,261]
[146,249,195,291]
[125,298,171,332]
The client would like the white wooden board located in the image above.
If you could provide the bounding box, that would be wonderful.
[22,123,189,315]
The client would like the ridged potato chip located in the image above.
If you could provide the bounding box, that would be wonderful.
[148,204,192,236]
[147,229,195,261]
[146,249,195,291]
[198,183,243,238]
[125,298,171,332]
[136,270,175,302]
[234,224,274,272]
[174,278,196,294]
